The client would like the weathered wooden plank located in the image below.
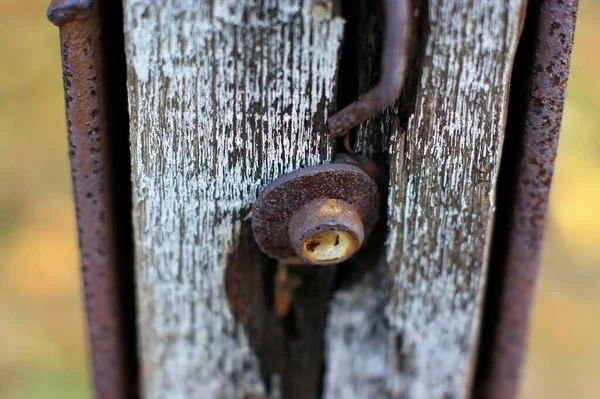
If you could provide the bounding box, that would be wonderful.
[388,1,526,396]
[324,1,526,398]
[123,1,344,397]
[324,254,401,398]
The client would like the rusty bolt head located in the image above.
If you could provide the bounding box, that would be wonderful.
[251,160,380,265]
[288,198,364,265]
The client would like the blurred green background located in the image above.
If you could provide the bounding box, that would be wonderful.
[0,1,597,398]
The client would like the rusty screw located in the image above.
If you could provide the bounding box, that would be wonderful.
[251,159,381,266]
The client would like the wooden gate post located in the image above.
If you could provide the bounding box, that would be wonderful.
[50,0,578,398]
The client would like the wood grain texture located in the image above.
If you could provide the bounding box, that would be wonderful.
[324,256,401,398]
[324,1,526,398]
[388,1,526,397]
[124,0,526,397]
[123,1,343,397]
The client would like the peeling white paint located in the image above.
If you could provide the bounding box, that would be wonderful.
[325,1,525,398]
[123,1,343,397]
[324,263,402,399]
[386,1,525,397]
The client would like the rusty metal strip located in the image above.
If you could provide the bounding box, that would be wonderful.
[474,1,579,397]
[327,0,410,138]
[48,0,136,398]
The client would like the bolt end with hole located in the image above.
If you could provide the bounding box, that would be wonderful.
[288,198,364,265]
[251,160,381,266]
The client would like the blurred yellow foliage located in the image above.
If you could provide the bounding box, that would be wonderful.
[550,153,600,259]
[533,284,599,355]
[2,198,80,299]
[0,2,90,398]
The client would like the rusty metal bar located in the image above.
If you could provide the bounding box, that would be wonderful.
[48,0,136,398]
[328,0,410,138]
[474,1,579,397]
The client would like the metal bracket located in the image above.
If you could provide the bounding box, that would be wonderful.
[328,0,410,144]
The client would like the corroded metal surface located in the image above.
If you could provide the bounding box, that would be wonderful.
[48,0,133,397]
[328,0,410,137]
[288,198,364,265]
[476,1,579,397]
[252,163,380,264]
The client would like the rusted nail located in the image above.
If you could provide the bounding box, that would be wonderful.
[252,159,381,266]
[328,0,410,137]
[47,0,135,397]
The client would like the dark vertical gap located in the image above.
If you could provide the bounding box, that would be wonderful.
[472,2,542,396]
[333,0,362,154]
[99,0,139,397]
[330,0,431,388]
[262,260,277,313]
[397,0,429,132]
[313,0,365,396]
[331,0,429,289]
[281,266,336,399]
[330,0,381,288]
